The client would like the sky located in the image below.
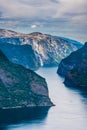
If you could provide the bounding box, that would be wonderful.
[0,0,87,43]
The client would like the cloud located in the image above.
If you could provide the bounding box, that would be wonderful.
[0,0,86,27]
[50,0,59,3]
[53,0,87,20]
[0,0,57,19]
[0,0,87,37]
[0,0,87,21]
[31,25,37,29]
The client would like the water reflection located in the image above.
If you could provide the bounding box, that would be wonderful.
[0,107,50,130]
[64,81,87,106]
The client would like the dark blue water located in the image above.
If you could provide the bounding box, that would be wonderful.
[0,67,87,130]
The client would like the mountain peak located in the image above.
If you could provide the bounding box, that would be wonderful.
[0,29,19,37]
[29,32,43,36]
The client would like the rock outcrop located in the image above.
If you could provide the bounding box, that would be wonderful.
[0,49,53,109]
[57,42,87,77]
[0,29,82,70]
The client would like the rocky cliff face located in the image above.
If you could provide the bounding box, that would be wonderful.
[0,43,41,70]
[64,57,87,90]
[57,42,87,77]
[57,42,87,90]
[0,29,82,70]
[0,49,53,109]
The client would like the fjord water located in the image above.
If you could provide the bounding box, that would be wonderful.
[1,67,87,130]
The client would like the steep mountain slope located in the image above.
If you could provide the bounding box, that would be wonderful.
[0,49,53,109]
[57,42,87,77]
[0,43,41,70]
[64,57,87,90]
[0,29,82,70]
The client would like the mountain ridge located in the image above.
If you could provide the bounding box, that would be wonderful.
[0,29,83,70]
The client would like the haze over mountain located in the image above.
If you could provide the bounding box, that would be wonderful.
[0,29,82,70]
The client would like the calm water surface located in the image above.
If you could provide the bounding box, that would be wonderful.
[1,67,87,130]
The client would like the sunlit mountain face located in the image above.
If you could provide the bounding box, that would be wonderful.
[0,29,82,70]
[0,0,87,43]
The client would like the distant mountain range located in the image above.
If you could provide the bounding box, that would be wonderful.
[0,29,83,70]
[0,49,53,109]
[58,42,87,90]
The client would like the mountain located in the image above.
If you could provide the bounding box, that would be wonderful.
[0,43,41,70]
[57,42,87,89]
[0,29,83,70]
[64,57,87,90]
[57,42,87,77]
[0,49,53,109]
